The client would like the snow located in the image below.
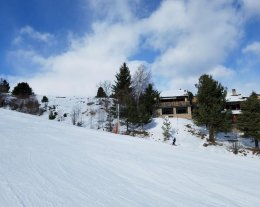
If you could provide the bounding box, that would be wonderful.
[160,89,188,97]
[231,109,242,115]
[226,94,247,102]
[38,95,109,129]
[0,108,260,206]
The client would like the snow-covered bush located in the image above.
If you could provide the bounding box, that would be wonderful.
[1,94,43,115]
[49,111,57,120]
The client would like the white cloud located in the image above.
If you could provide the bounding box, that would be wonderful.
[145,0,241,91]
[162,76,198,94]
[9,0,245,96]
[13,26,54,45]
[87,0,141,23]
[241,0,260,18]
[242,42,260,55]
[24,22,142,96]
[209,65,235,78]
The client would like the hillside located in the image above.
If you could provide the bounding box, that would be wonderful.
[38,95,110,129]
[38,95,256,152]
[0,108,260,206]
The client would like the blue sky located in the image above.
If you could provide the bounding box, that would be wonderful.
[1,0,260,96]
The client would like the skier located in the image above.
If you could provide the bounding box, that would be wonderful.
[172,137,176,145]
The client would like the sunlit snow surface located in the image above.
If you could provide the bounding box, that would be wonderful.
[0,109,259,207]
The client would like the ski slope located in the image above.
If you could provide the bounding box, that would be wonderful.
[0,109,259,207]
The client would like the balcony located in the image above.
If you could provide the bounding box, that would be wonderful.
[159,101,190,108]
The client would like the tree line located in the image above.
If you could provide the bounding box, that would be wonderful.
[193,74,260,149]
[97,63,160,133]
[1,71,259,149]
[0,79,43,115]
[0,79,33,97]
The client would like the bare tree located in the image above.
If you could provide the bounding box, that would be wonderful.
[97,108,106,129]
[57,109,65,122]
[89,109,96,129]
[132,64,151,104]
[71,106,82,126]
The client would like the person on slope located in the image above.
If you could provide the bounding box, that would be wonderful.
[172,137,176,145]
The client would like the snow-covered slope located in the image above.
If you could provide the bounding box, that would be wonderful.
[0,109,259,207]
[38,95,109,129]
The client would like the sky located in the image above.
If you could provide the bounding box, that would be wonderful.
[0,0,260,96]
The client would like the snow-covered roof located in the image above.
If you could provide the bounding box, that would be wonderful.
[160,89,189,97]
[226,89,249,103]
[226,93,247,102]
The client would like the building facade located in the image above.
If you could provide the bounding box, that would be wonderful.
[225,89,247,123]
[157,90,192,119]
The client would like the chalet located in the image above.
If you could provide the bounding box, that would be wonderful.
[157,89,192,119]
[225,89,247,122]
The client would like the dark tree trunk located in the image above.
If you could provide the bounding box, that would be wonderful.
[208,126,215,143]
[126,120,129,132]
[254,138,259,149]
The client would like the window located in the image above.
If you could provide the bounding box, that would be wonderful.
[162,107,173,115]
[176,107,188,114]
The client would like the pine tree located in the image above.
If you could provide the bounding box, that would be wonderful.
[41,95,49,110]
[12,82,33,98]
[41,96,49,103]
[162,116,173,141]
[96,87,107,98]
[139,84,160,116]
[112,62,132,105]
[124,95,138,132]
[105,99,117,132]
[138,84,160,127]
[237,92,260,149]
[0,78,10,93]
[193,74,231,143]
[112,62,134,131]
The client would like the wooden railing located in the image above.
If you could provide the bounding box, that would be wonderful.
[159,101,190,108]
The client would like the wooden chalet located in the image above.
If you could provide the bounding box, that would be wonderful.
[225,89,247,122]
[157,89,192,119]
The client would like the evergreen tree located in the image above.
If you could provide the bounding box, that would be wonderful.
[139,84,160,116]
[124,95,138,132]
[106,99,117,132]
[138,84,160,127]
[41,96,49,103]
[112,62,132,105]
[96,86,107,98]
[12,82,33,98]
[237,92,260,149]
[162,116,173,141]
[187,91,194,105]
[112,62,135,130]
[193,74,231,143]
[0,78,10,93]
[137,104,151,129]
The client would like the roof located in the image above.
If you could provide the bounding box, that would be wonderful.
[160,89,189,97]
[226,93,247,102]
